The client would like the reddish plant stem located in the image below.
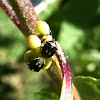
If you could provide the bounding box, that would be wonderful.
[0,0,23,32]
[56,42,72,100]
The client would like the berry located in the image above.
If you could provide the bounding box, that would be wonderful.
[36,21,50,35]
[27,35,41,49]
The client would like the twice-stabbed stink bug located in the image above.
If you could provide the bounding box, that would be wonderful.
[42,41,57,58]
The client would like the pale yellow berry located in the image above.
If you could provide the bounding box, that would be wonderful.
[36,21,50,35]
[42,58,52,70]
[27,35,41,49]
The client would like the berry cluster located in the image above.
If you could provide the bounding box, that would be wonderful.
[24,21,57,72]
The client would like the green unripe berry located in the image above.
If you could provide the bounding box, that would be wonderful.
[36,21,50,35]
[31,47,42,58]
[42,58,52,70]
[24,48,42,64]
[27,35,41,49]
[24,50,32,64]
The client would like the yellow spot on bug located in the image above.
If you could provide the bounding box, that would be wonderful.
[36,63,38,66]
[39,65,41,67]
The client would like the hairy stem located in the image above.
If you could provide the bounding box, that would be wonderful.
[8,0,40,37]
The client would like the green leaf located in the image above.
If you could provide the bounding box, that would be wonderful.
[73,76,100,100]
[35,86,59,100]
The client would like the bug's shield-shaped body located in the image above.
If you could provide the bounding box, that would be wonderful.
[42,41,57,58]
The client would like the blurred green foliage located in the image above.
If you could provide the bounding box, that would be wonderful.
[0,0,100,100]
[73,76,100,100]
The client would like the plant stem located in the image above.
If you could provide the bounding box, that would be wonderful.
[56,42,72,100]
[8,0,40,37]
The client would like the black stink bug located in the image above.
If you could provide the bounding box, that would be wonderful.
[28,57,44,72]
[42,41,57,58]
